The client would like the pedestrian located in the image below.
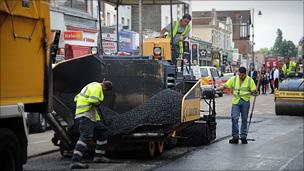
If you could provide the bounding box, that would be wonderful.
[159,14,191,64]
[248,67,258,85]
[269,67,275,94]
[261,69,268,94]
[216,67,257,144]
[273,66,280,89]
[70,80,113,169]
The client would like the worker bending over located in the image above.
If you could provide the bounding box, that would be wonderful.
[70,80,113,169]
[216,67,257,144]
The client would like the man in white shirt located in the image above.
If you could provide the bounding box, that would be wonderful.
[273,66,279,89]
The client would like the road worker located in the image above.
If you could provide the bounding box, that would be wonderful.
[282,57,297,78]
[70,80,113,169]
[159,14,191,64]
[216,67,257,144]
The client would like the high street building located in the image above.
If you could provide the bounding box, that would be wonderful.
[131,3,189,37]
[50,0,99,59]
[193,9,251,69]
[192,9,233,70]
[49,1,133,59]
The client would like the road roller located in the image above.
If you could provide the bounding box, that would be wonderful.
[275,76,304,116]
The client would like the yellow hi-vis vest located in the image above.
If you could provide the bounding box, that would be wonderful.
[167,21,190,54]
[282,61,297,75]
[74,82,104,121]
[224,75,256,104]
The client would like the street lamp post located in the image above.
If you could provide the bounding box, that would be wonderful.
[251,9,262,69]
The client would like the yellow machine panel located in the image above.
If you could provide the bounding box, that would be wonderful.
[181,80,201,122]
[143,38,172,61]
[0,0,51,105]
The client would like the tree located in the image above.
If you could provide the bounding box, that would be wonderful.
[273,29,283,56]
[281,40,297,57]
[272,28,297,57]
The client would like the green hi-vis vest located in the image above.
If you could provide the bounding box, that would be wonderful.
[74,82,104,121]
[282,61,297,75]
[225,75,256,104]
[167,21,190,54]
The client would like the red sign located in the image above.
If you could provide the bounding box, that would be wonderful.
[64,31,83,40]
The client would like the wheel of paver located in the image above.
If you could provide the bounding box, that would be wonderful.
[145,141,155,158]
[155,140,164,155]
[0,128,22,171]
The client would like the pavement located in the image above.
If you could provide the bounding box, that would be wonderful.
[27,130,59,157]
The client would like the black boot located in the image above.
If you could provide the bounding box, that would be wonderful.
[229,137,239,144]
[240,137,248,144]
[70,161,89,169]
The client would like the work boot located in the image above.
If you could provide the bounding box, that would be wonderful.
[93,156,111,163]
[240,137,248,144]
[69,161,89,169]
[229,137,239,144]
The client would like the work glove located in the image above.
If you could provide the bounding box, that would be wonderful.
[252,91,259,96]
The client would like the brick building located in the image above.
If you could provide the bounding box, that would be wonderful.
[192,10,251,67]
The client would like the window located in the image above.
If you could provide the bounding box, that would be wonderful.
[114,15,117,25]
[210,68,219,78]
[58,0,87,12]
[107,12,110,26]
[240,23,250,39]
[121,17,125,25]
[200,68,208,77]
[165,16,169,26]
[127,19,130,28]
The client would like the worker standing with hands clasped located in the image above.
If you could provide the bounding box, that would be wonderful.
[216,67,258,144]
[159,14,191,64]
[70,80,113,169]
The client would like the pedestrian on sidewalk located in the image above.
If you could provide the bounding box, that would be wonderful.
[70,80,113,169]
[273,66,280,89]
[216,67,257,144]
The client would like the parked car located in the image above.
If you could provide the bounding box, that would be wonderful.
[179,66,223,97]
[221,72,235,94]
[199,66,223,97]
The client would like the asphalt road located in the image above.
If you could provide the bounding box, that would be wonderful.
[24,94,303,170]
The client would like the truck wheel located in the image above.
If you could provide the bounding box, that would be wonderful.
[155,140,164,155]
[145,141,155,158]
[0,128,22,171]
[29,113,47,133]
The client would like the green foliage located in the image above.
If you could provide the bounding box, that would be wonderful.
[272,28,297,57]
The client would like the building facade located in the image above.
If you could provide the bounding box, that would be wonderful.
[192,9,234,70]
[131,3,188,37]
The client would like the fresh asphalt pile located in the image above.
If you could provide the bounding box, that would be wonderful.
[53,89,184,136]
[99,89,184,135]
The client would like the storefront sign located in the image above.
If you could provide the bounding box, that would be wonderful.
[64,31,83,41]
[102,41,117,55]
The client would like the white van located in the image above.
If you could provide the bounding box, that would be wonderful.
[199,66,223,97]
[180,66,223,97]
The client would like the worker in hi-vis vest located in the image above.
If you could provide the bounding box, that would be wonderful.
[216,67,258,145]
[159,14,191,64]
[282,57,297,78]
[70,80,113,169]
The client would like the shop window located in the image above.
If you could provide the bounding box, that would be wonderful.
[58,0,87,12]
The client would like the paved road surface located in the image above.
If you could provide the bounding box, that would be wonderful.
[24,94,303,170]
